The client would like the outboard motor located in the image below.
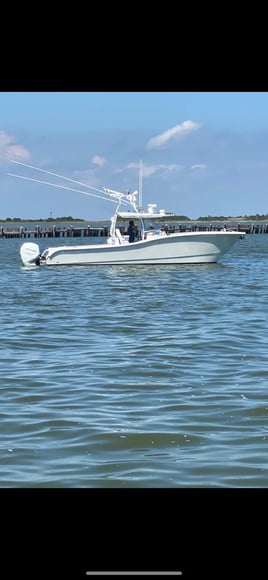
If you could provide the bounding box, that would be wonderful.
[20,242,41,266]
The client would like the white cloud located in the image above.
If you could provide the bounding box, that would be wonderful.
[146,120,201,150]
[126,162,157,177]
[73,169,100,186]
[91,155,106,166]
[127,163,182,177]
[191,164,207,170]
[0,130,31,161]
[126,161,183,177]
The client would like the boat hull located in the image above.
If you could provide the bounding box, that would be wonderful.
[34,231,243,266]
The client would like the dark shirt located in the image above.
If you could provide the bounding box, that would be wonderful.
[127,222,135,243]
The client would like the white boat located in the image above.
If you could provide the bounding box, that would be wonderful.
[8,160,245,267]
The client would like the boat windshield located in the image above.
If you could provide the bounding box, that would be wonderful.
[143,218,162,231]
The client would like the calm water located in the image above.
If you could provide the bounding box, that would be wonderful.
[1,232,268,488]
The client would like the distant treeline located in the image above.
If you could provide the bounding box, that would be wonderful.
[1,213,268,223]
[2,217,86,223]
[196,213,268,222]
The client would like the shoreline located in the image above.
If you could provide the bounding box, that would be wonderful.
[0,217,267,225]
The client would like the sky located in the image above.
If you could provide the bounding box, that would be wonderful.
[1,91,268,221]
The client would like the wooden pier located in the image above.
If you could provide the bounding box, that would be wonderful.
[0,225,109,239]
[0,222,268,239]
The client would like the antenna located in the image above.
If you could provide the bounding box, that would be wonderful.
[138,159,143,210]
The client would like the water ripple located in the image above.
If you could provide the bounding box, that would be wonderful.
[1,235,268,486]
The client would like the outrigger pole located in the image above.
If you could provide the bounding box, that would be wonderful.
[7,160,132,207]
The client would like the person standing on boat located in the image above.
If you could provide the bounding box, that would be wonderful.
[127,220,136,243]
